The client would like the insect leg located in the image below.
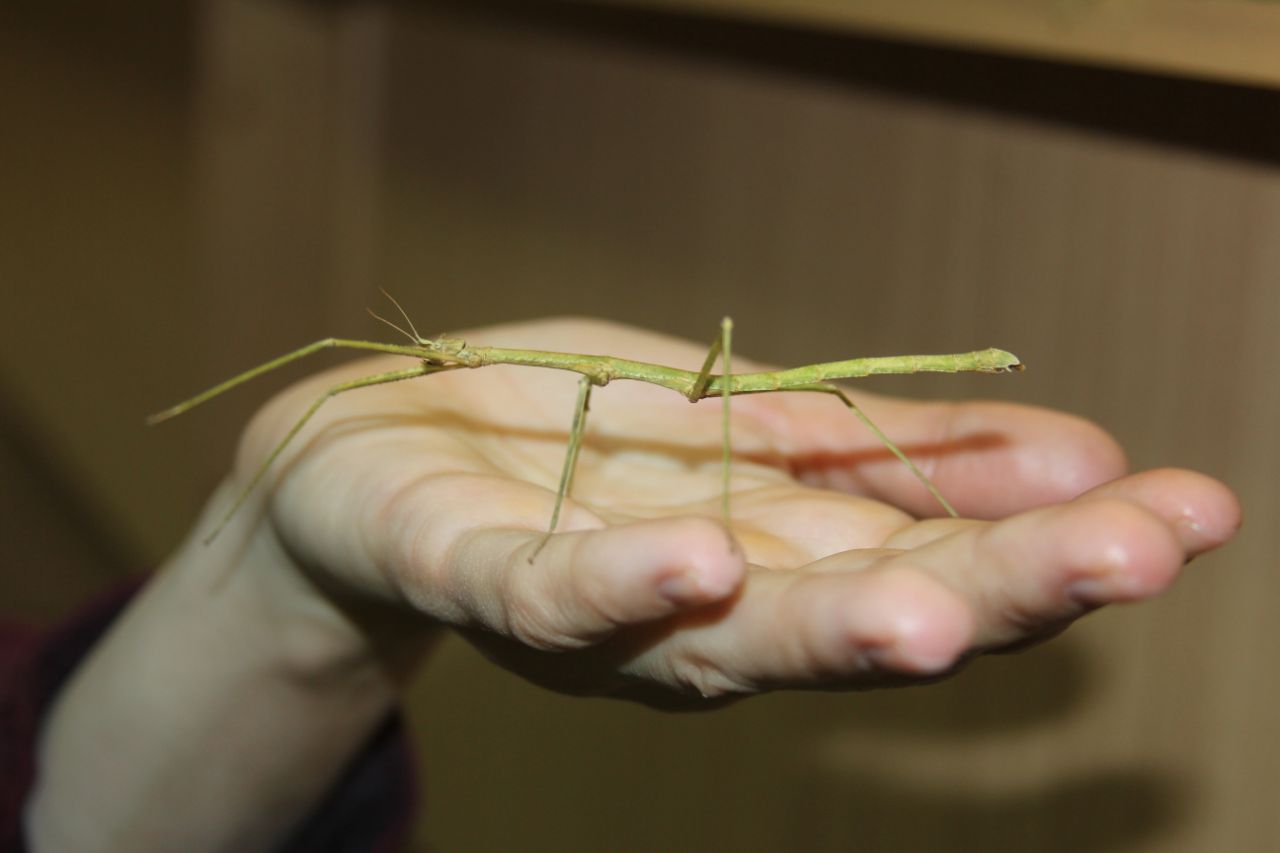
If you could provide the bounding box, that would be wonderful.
[687,318,734,524]
[687,324,725,402]
[147,338,443,425]
[785,382,959,518]
[530,375,593,561]
[718,318,733,523]
[204,362,454,544]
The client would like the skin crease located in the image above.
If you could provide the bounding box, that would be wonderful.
[27,317,1241,851]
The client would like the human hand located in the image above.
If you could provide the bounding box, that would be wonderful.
[221,317,1240,705]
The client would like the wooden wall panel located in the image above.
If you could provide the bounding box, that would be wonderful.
[0,5,199,564]
[4,2,1278,851]
[372,6,1280,852]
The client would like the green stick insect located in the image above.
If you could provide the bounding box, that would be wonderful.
[149,293,1024,553]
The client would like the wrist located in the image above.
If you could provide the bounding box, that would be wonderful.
[28,483,436,852]
[173,480,441,691]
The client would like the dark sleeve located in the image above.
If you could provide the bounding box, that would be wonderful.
[0,582,419,853]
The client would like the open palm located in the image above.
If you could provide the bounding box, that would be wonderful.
[225,317,1239,706]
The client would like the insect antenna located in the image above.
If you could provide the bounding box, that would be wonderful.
[380,287,424,342]
[366,306,418,344]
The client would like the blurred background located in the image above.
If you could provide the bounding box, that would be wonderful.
[2,1,1278,850]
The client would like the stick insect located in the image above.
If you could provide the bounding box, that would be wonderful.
[149,293,1023,552]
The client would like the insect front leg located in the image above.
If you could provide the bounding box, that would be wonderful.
[204,362,454,544]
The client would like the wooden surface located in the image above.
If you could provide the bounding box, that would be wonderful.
[2,2,1278,851]
[578,0,1280,89]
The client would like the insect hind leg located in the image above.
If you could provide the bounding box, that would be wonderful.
[787,382,958,517]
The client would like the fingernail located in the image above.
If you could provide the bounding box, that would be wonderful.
[658,570,735,604]
[1067,572,1144,605]
[863,638,958,675]
[1174,516,1215,556]
[658,573,705,604]
[1066,577,1112,605]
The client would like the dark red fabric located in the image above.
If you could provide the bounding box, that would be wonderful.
[1,620,46,853]
[0,582,417,852]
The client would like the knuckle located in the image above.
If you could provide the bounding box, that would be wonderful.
[503,603,587,652]
[500,560,593,652]
[567,550,628,629]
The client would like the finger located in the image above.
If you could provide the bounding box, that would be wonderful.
[1074,467,1242,557]
[620,563,975,699]
[875,496,1187,649]
[882,467,1242,556]
[883,517,982,551]
[426,516,745,651]
[753,394,1127,519]
[727,485,913,568]
[918,401,1128,519]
